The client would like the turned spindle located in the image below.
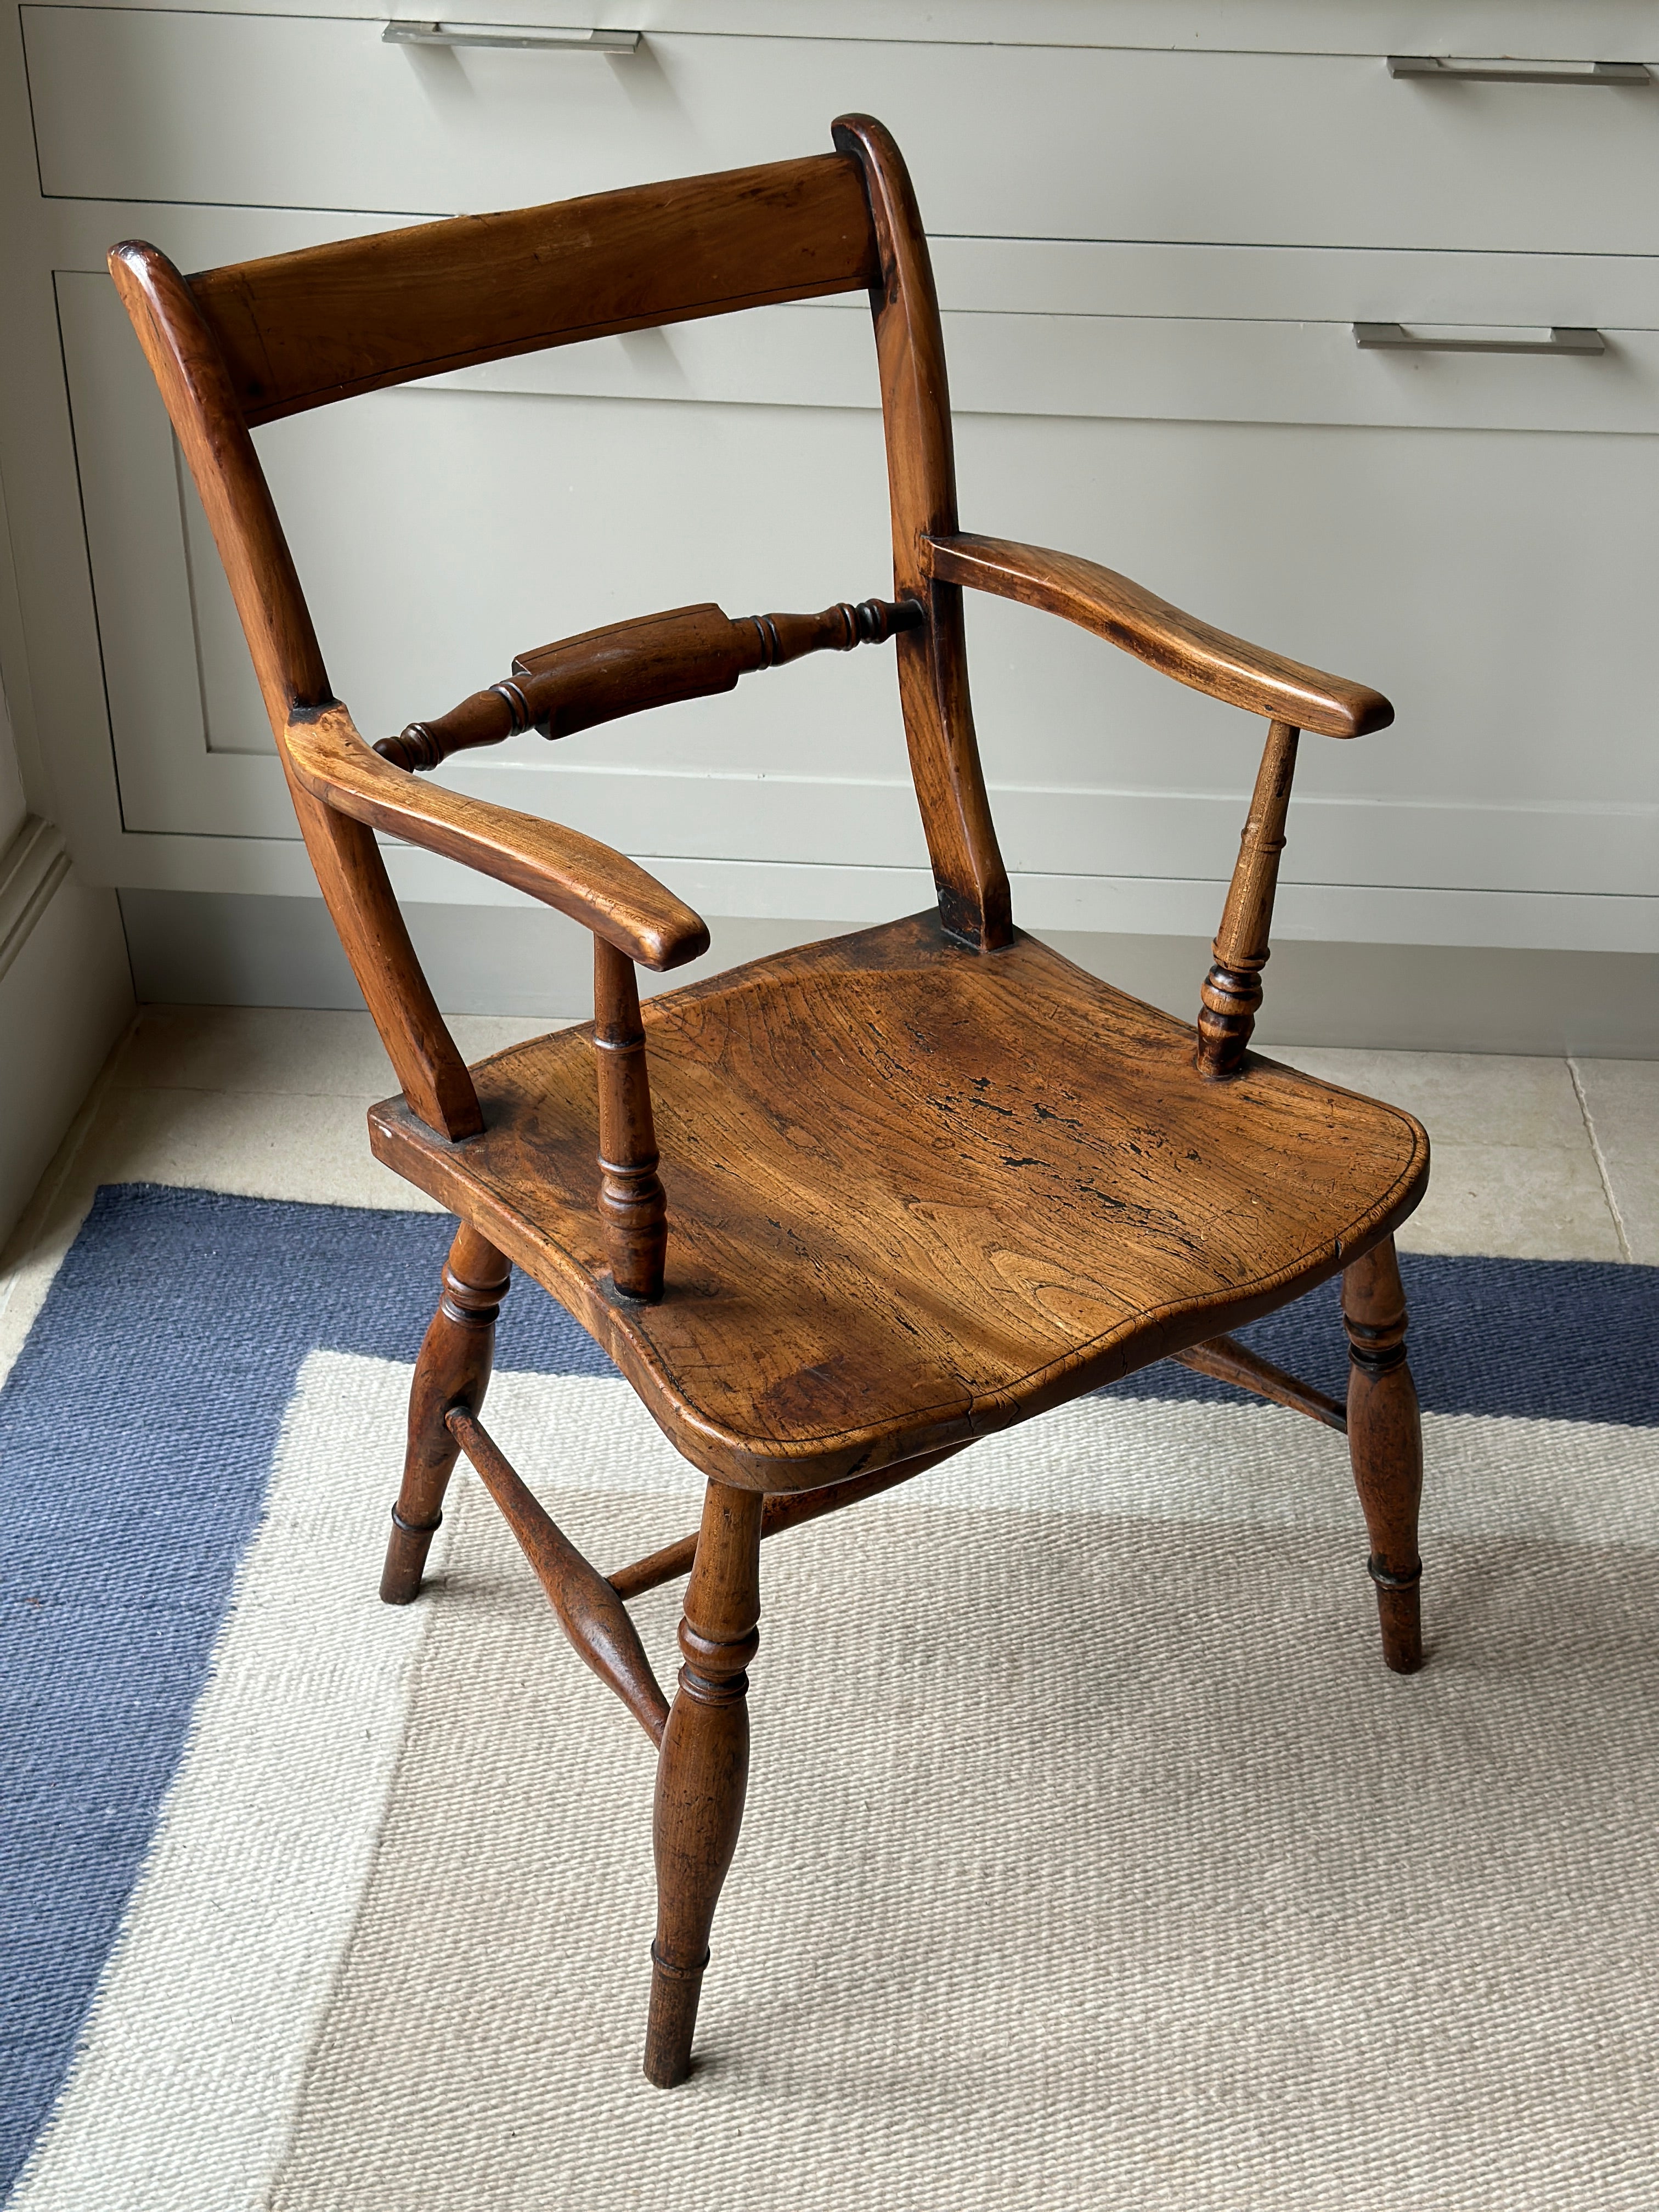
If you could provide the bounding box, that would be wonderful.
[594,935,668,1303]
[745,593,922,667]
[1195,718,1300,1080]
[376,678,535,772]
[375,595,925,774]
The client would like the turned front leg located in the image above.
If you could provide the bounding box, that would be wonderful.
[380,1222,510,1604]
[1342,1235,1425,1674]
[645,1482,764,2087]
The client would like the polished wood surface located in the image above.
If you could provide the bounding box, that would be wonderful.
[593,936,670,1304]
[375,595,923,772]
[607,1444,970,1604]
[187,154,878,425]
[924,534,1393,739]
[113,114,1429,2094]
[603,1341,1342,1615]
[380,1222,509,1604]
[834,115,1012,950]
[285,704,709,974]
[108,239,484,1138]
[646,1481,764,2089]
[1342,1236,1425,1673]
[447,1404,670,1745]
[369,913,1427,1492]
[1197,718,1301,1079]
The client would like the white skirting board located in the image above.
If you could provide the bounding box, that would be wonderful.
[0,820,135,1243]
[117,888,1658,1060]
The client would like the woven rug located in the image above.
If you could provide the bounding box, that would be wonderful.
[4,1185,1657,2211]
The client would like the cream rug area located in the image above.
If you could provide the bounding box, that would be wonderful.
[7,1191,1656,2211]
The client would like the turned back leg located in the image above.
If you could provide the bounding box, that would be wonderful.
[645,1481,764,2087]
[1342,1235,1424,1674]
[380,1222,511,1605]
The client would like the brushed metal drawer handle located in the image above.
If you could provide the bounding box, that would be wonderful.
[1386,55,1650,85]
[383,21,640,50]
[1353,322,1606,356]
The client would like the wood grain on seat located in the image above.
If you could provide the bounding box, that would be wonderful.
[369,915,1426,1490]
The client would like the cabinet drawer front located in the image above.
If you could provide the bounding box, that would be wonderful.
[436,301,1659,439]
[27,8,1659,254]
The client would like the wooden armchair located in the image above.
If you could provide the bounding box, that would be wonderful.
[111,115,1427,2091]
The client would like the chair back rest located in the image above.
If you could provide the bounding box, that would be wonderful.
[110,115,1011,1138]
[193,155,878,426]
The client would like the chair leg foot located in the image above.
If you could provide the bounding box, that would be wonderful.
[645,1482,763,2087]
[379,1222,510,1606]
[644,1945,707,2089]
[1370,1576,1423,1677]
[1342,1234,1425,1675]
[379,1505,444,1606]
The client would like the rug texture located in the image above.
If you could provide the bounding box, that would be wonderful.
[3,1184,1657,2210]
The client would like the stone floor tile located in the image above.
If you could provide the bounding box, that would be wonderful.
[1395,1142,1623,1261]
[1268,1048,1591,1151]
[115,1006,558,1098]
[86,1085,441,1211]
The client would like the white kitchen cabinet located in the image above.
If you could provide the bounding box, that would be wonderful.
[1,0,1654,1032]
[25,7,1659,256]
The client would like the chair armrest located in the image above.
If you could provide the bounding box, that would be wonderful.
[285,704,710,972]
[923,533,1392,739]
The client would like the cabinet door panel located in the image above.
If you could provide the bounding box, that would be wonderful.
[26,8,1659,255]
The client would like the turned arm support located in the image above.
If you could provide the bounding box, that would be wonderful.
[923,531,1396,1078]
[286,707,690,1282]
[1196,719,1299,1079]
[922,533,1391,738]
[376,593,924,771]
[284,703,708,972]
[593,938,669,1304]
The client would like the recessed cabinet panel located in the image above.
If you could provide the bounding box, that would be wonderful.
[59,274,1658,926]
[26,8,1659,256]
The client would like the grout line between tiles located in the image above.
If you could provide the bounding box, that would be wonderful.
[110,1080,397,1102]
[1568,1057,1633,1264]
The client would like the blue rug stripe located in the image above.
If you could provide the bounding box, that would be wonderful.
[0,1188,606,2197]
[1112,1255,1659,1429]
[2,1184,1655,2197]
